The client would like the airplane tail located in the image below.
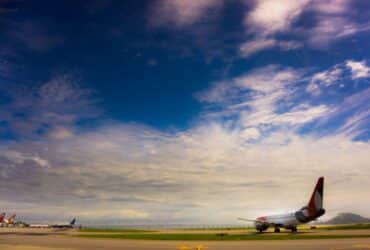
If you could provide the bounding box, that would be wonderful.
[70,218,76,225]
[307,177,324,217]
[0,213,5,222]
[8,213,16,224]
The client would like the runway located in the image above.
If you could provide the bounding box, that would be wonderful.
[1,228,370,250]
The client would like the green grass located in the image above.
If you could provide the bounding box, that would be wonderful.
[77,233,370,241]
[178,227,253,231]
[79,228,154,233]
[320,224,370,230]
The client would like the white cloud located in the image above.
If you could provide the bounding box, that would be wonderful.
[239,0,369,56]
[238,0,309,57]
[268,105,328,125]
[0,74,100,138]
[196,65,301,108]
[235,65,300,93]
[79,209,149,219]
[306,65,342,95]
[0,150,50,168]
[240,127,260,140]
[307,60,370,95]
[198,65,329,130]
[239,38,303,58]
[306,82,320,95]
[195,81,232,105]
[311,67,342,86]
[278,40,303,50]
[1,121,370,223]
[307,17,359,47]
[1,62,370,224]
[239,38,277,58]
[244,0,310,35]
[337,109,370,138]
[305,0,370,47]
[346,60,370,79]
[325,88,370,138]
[240,102,328,128]
[48,126,74,139]
[147,0,369,59]
[149,0,223,28]
[310,0,349,14]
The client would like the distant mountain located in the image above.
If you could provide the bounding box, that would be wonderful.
[326,213,370,224]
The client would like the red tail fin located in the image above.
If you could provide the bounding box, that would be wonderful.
[0,213,5,222]
[307,177,324,217]
[8,213,16,224]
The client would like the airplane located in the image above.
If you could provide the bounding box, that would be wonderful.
[30,218,76,229]
[4,213,16,225]
[238,177,325,233]
[50,218,76,229]
[0,213,6,223]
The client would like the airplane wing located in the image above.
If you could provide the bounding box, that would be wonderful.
[237,217,259,222]
[238,217,272,225]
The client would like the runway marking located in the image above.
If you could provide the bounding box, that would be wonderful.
[177,245,208,250]
[177,245,192,250]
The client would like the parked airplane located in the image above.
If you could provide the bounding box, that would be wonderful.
[50,218,76,229]
[4,213,16,225]
[0,213,5,223]
[30,218,76,229]
[238,177,325,233]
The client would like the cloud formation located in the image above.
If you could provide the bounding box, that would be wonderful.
[239,38,303,58]
[1,115,369,223]
[0,74,100,138]
[198,64,328,132]
[307,60,370,95]
[1,61,370,224]
[1,1,370,226]
[149,0,223,28]
[244,0,310,35]
[346,60,370,79]
[239,0,370,57]
[147,0,370,58]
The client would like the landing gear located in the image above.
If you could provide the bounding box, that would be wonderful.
[256,224,269,233]
[291,227,297,233]
[274,227,281,233]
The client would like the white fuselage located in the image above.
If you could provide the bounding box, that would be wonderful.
[261,212,300,227]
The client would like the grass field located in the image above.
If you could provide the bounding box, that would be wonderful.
[174,227,253,231]
[79,228,154,233]
[77,224,370,241]
[79,223,370,233]
[319,224,370,230]
[77,233,370,241]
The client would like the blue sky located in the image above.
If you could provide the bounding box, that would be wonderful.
[0,0,370,225]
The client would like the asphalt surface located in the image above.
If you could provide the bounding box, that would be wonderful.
[1,228,370,250]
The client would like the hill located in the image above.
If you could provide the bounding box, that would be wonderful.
[327,213,370,224]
